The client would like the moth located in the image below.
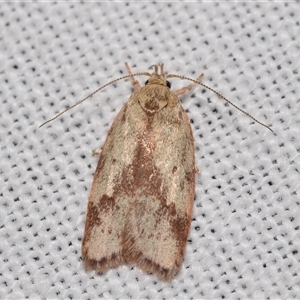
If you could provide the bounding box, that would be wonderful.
[82,64,199,281]
[40,63,272,281]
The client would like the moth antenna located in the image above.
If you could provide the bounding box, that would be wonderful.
[39,72,151,128]
[167,74,273,133]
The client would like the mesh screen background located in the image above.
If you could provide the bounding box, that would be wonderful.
[1,2,299,299]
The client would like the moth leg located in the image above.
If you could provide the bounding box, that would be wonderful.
[175,73,204,96]
[92,149,102,156]
[125,62,142,90]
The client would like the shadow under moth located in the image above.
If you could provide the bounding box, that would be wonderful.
[40,63,272,281]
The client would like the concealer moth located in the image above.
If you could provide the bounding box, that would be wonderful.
[40,63,273,281]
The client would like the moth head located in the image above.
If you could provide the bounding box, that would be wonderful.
[144,64,171,89]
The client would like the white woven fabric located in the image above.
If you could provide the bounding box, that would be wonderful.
[1,2,299,299]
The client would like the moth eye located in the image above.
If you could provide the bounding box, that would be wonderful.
[145,80,149,85]
[166,81,171,89]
